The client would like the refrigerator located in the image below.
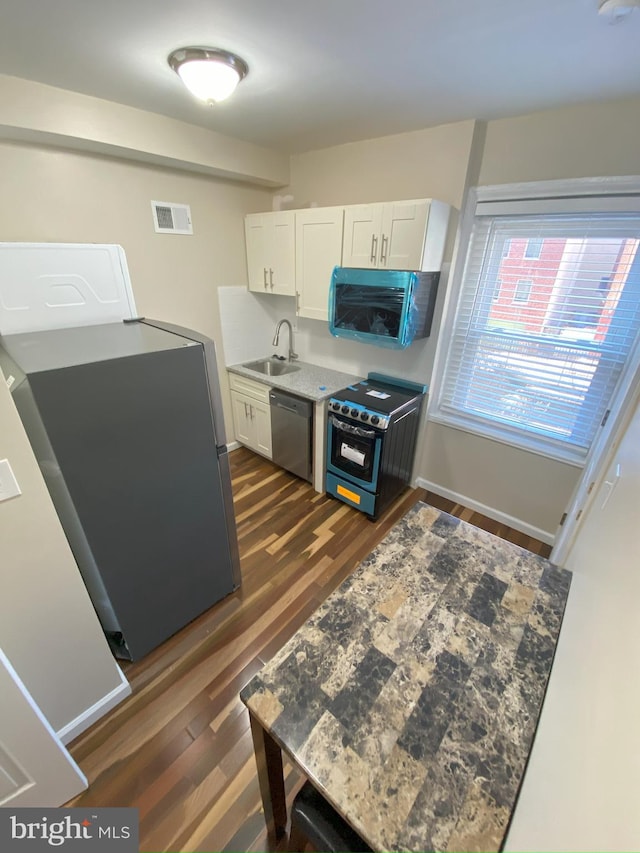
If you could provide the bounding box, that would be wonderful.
[0,318,241,661]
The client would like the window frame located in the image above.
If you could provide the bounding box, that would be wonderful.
[428,176,640,467]
[512,278,533,303]
[524,237,543,259]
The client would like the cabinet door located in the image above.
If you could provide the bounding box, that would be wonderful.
[380,200,429,270]
[342,204,383,268]
[252,399,273,458]
[269,211,296,295]
[245,214,270,293]
[296,207,344,321]
[231,391,254,447]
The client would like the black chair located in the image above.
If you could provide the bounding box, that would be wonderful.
[288,781,373,852]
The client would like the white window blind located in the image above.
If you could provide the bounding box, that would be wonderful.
[435,199,640,464]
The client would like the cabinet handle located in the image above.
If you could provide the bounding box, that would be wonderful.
[380,234,388,265]
[250,404,255,420]
[370,234,378,265]
[263,268,268,289]
[244,402,249,418]
[269,268,274,289]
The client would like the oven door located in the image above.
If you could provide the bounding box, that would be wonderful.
[326,413,382,491]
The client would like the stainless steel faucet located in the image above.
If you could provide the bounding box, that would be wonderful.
[272,318,298,361]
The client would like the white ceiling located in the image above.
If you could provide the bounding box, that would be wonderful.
[1,0,639,154]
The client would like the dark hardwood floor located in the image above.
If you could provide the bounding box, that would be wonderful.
[67,447,550,852]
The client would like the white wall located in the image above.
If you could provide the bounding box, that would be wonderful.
[285,120,478,210]
[219,267,452,388]
[0,368,129,740]
[0,75,289,187]
[505,389,640,852]
[479,95,640,186]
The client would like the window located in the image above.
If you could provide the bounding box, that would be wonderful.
[524,237,543,259]
[513,279,532,303]
[431,181,640,464]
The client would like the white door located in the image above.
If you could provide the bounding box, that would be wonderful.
[296,206,344,321]
[342,204,383,268]
[269,212,296,295]
[564,394,640,578]
[231,391,254,448]
[252,399,273,459]
[244,214,269,293]
[0,648,87,807]
[505,395,640,852]
[381,200,429,270]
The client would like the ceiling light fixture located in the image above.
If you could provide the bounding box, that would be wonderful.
[168,47,248,105]
[597,0,640,20]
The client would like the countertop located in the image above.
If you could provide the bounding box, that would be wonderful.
[227,358,363,402]
[241,502,572,852]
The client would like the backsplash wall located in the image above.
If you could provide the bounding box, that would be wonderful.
[218,264,450,389]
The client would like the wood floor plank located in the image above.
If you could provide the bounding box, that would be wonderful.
[67,447,552,851]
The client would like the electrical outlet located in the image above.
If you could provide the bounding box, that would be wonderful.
[0,459,21,502]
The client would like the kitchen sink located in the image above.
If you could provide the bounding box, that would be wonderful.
[243,358,301,376]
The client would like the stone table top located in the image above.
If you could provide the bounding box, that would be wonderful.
[241,502,572,852]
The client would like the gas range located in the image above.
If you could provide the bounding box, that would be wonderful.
[328,376,424,430]
[325,373,427,519]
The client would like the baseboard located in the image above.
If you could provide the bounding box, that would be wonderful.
[56,672,131,745]
[415,478,555,546]
[227,440,241,452]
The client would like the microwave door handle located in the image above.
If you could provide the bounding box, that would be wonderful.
[370,234,378,265]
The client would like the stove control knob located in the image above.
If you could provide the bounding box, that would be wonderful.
[360,411,369,422]
[341,405,350,415]
[332,401,341,411]
[351,408,359,418]
[370,415,380,426]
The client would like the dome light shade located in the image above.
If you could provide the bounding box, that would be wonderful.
[168,47,248,104]
[598,0,640,17]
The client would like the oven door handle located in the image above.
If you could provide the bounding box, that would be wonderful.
[330,414,376,439]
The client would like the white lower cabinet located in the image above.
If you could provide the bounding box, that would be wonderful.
[229,374,272,458]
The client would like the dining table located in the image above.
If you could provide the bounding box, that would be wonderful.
[240,501,572,852]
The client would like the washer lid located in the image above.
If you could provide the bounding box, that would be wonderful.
[0,242,137,335]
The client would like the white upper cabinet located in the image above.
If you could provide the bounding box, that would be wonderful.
[341,204,384,269]
[244,199,452,320]
[342,199,450,271]
[245,211,295,295]
[295,207,344,321]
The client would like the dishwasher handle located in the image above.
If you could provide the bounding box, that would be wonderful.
[275,401,298,414]
[269,390,313,418]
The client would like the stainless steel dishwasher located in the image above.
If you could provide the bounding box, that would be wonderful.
[269,389,313,482]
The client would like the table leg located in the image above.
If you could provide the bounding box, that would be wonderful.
[249,711,287,845]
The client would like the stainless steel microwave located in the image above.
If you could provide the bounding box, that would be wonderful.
[328,266,439,349]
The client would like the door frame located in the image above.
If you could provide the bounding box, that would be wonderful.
[551,348,640,565]
[0,648,87,807]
